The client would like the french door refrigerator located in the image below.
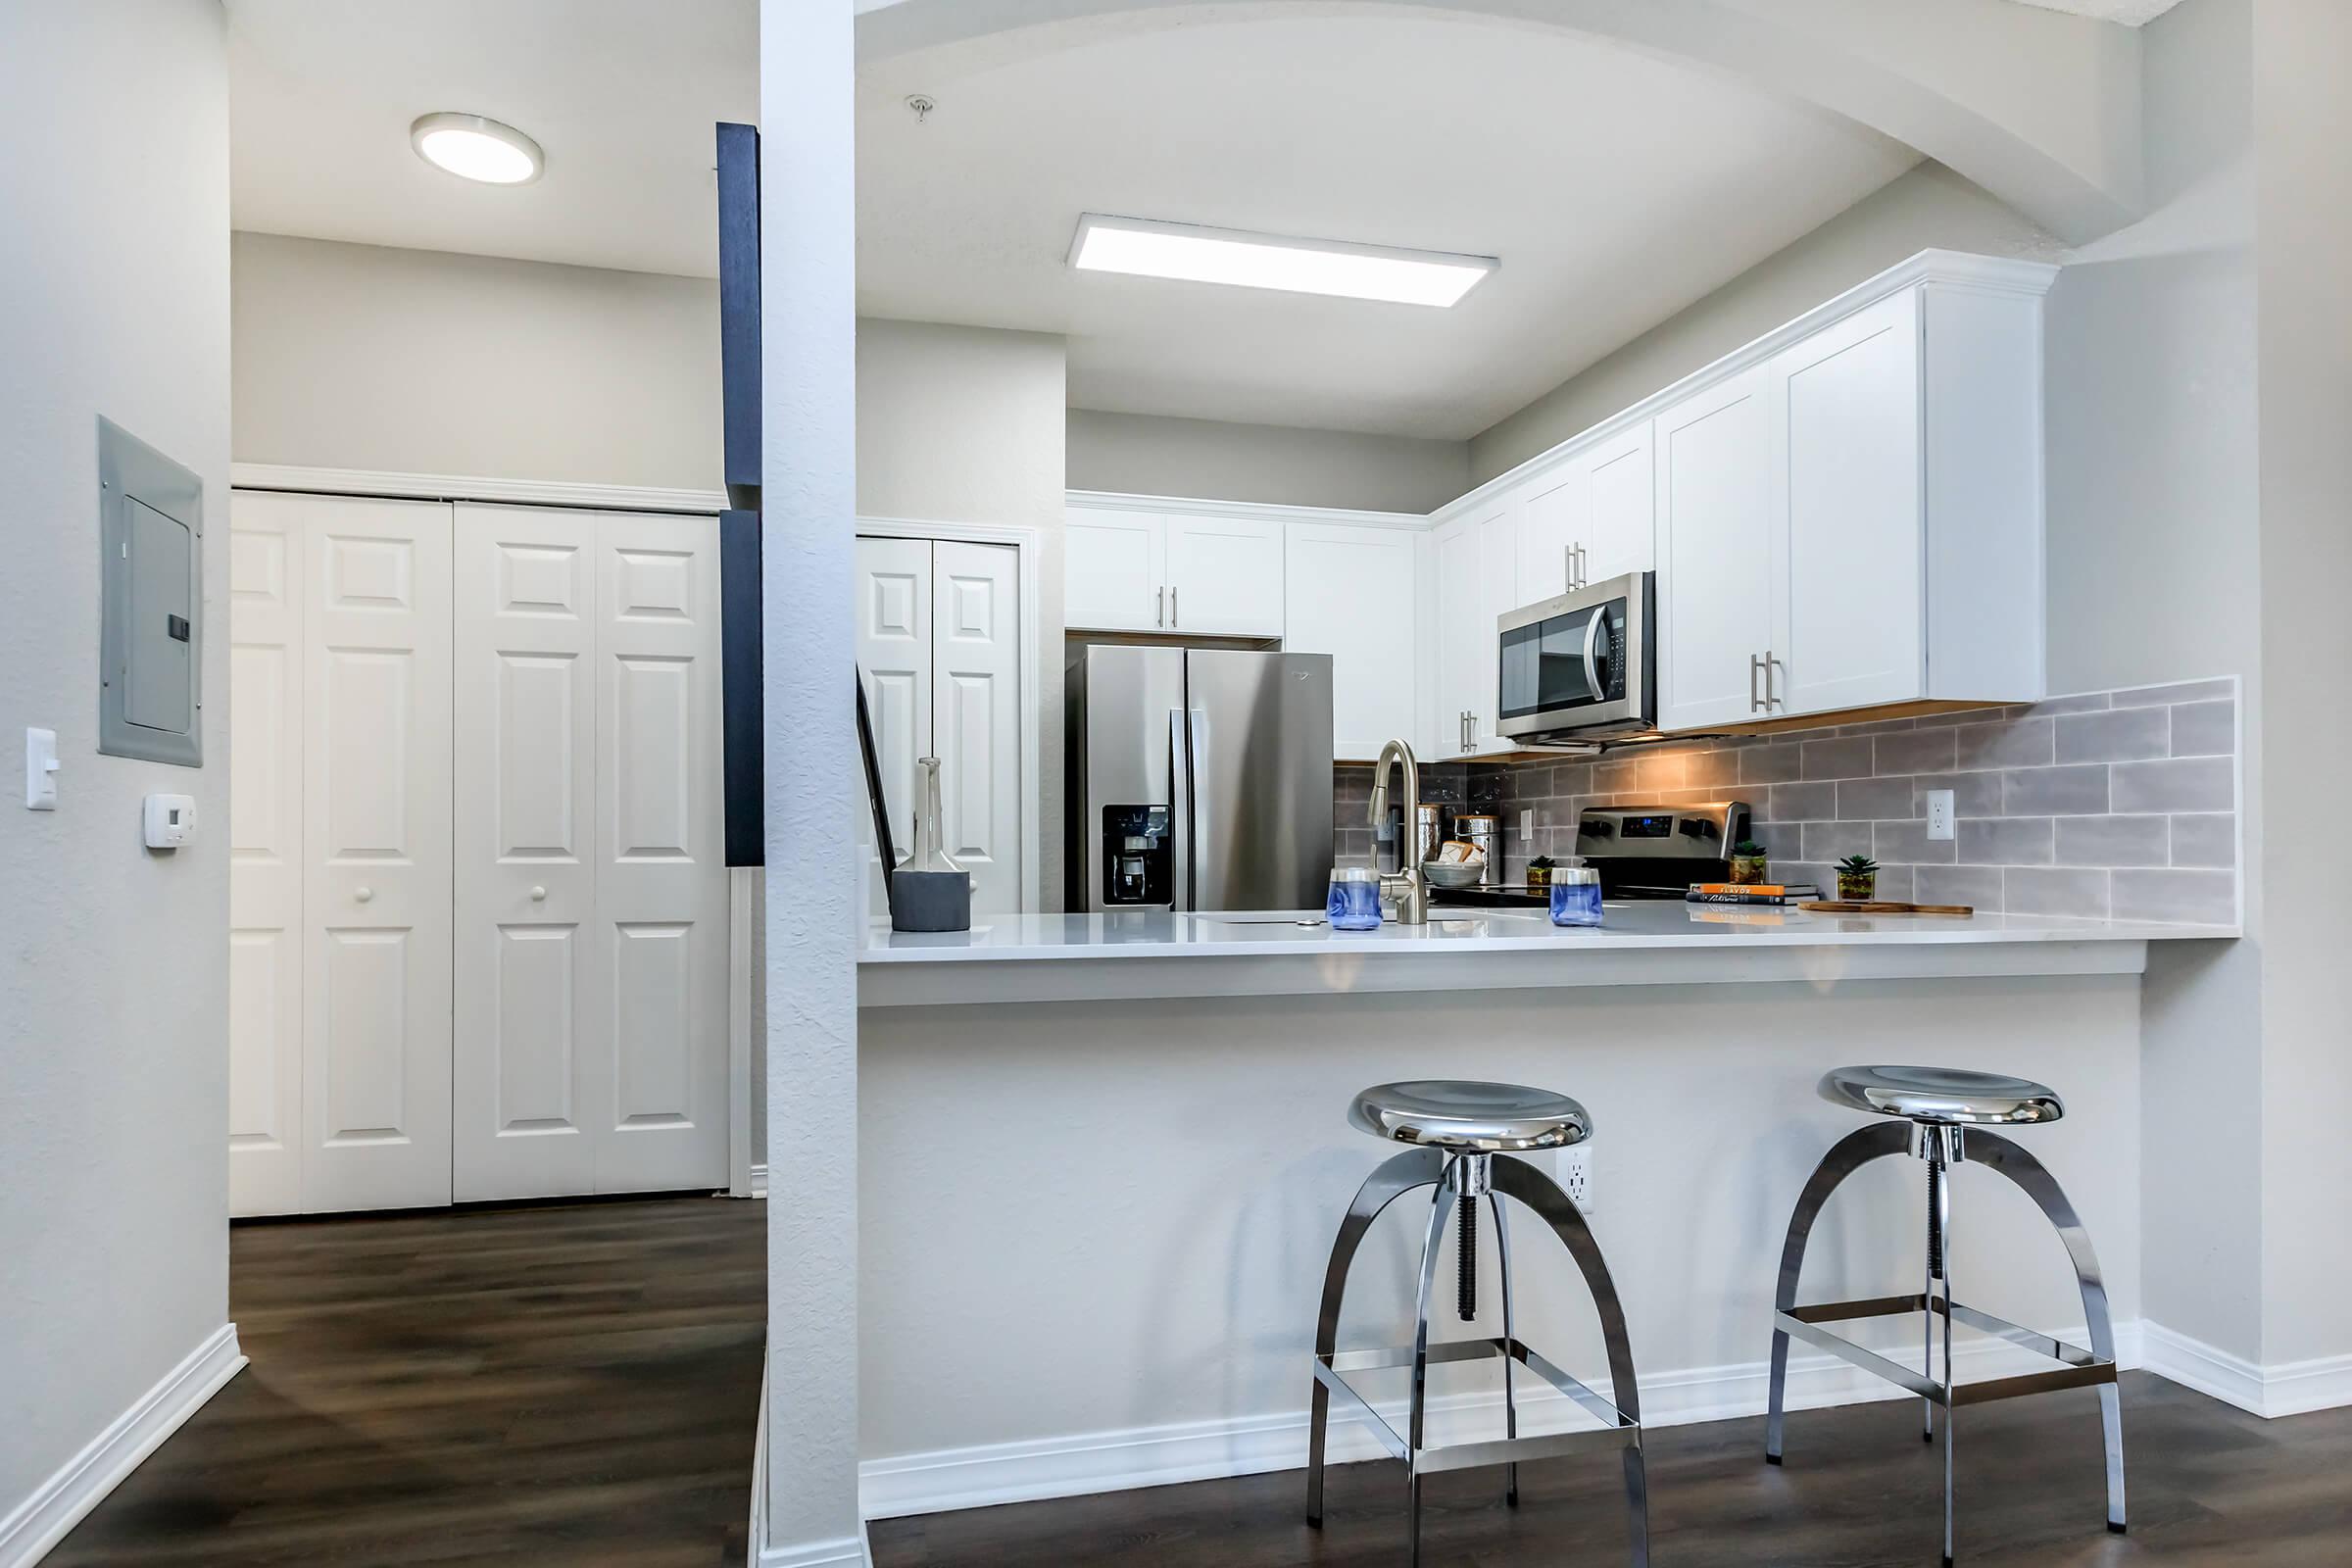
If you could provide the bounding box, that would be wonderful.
[1066,646,1334,912]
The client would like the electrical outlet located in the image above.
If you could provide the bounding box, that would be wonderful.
[1556,1142,1594,1216]
[1519,808,1534,843]
[1925,788,1956,841]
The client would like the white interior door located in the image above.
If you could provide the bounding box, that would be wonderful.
[591,511,729,1194]
[855,536,934,913]
[299,496,455,1213]
[226,493,307,1216]
[930,541,1022,916]
[453,505,599,1200]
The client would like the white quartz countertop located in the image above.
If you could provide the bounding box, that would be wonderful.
[858,903,2235,1007]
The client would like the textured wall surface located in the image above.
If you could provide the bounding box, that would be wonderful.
[0,0,233,1525]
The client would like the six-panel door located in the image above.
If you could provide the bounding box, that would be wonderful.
[300,495,457,1213]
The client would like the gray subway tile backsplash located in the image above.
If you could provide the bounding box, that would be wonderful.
[1349,677,2240,925]
[2055,707,2169,763]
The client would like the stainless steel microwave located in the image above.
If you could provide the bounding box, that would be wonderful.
[1495,571,1656,742]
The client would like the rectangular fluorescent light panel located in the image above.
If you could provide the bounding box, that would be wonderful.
[1068,214,1496,307]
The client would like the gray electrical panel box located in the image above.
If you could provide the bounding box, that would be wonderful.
[98,417,204,765]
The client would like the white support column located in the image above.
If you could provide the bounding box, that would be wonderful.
[760,1,861,1562]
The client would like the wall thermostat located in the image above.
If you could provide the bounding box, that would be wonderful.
[143,792,197,850]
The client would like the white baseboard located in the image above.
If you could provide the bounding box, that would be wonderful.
[2140,1321,2352,1418]
[758,1533,868,1568]
[749,1161,768,1199]
[0,1323,244,1568]
[858,1320,2143,1520]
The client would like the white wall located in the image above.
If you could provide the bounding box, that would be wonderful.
[0,0,235,1541]
[232,232,722,490]
[1066,409,1469,514]
[1468,163,2062,484]
[858,318,1069,906]
[2249,0,2352,1371]
[861,977,2142,1486]
[761,0,861,1558]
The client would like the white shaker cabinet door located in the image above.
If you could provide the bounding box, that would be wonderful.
[1064,508,1165,631]
[298,496,455,1213]
[226,493,307,1217]
[1655,363,1779,733]
[930,540,1023,917]
[452,505,600,1201]
[1428,514,1482,759]
[1580,420,1655,586]
[1775,289,1924,717]
[1471,498,1521,750]
[590,512,731,1196]
[1518,466,1585,605]
[1284,522,1418,762]
[1163,513,1284,636]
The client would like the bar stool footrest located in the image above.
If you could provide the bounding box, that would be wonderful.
[1774,1295,2118,1408]
[1315,1336,1641,1474]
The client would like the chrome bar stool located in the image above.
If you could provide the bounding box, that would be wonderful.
[1765,1065,2125,1566]
[1305,1080,1648,1567]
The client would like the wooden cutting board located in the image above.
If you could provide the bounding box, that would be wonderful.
[1799,900,1974,916]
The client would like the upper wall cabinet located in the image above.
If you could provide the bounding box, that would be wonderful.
[1653,266,2049,732]
[1064,502,1285,636]
[1283,522,1419,761]
[1519,419,1654,603]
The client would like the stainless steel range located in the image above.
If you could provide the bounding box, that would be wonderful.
[1573,801,1752,900]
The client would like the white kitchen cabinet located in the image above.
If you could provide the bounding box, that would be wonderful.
[1065,506,1284,636]
[1655,362,1778,732]
[1283,522,1418,761]
[1472,500,1521,749]
[1519,420,1654,602]
[1654,274,2046,732]
[1064,507,1164,632]
[1426,498,1520,759]
[1165,514,1284,635]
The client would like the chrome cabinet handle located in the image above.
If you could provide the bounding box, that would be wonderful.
[1750,653,1764,713]
[1170,586,1178,627]
[1156,586,1163,627]
[1766,653,1784,711]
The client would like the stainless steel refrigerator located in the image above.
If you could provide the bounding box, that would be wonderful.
[1066,646,1335,912]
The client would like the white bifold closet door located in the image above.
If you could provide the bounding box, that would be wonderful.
[227,491,455,1215]
[853,535,1023,917]
[453,505,728,1201]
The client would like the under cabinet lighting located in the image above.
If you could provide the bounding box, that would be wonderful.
[411,113,543,185]
[1067,214,1495,307]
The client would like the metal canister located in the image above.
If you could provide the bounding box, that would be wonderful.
[1455,812,1500,887]
[1413,803,1446,870]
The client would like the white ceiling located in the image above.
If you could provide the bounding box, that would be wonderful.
[2003,0,2184,24]
[229,0,1927,440]
[858,13,1919,437]
[227,0,756,278]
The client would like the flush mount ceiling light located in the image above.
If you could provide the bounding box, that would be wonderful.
[410,112,543,185]
[1068,214,1495,307]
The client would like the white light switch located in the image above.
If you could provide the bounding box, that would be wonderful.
[24,727,59,809]
[1925,789,1956,841]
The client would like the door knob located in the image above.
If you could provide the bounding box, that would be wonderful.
[530,885,548,902]
[354,886,373,904]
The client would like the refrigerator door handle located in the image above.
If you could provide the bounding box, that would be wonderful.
[1168,707,1193,912]
[1186,708,1210,913]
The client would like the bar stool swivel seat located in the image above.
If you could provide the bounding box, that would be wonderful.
[1306,1079,1648,1567]
[1766,1065,2125,1567]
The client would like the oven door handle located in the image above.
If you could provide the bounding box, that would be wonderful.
[1581,608,1607,703]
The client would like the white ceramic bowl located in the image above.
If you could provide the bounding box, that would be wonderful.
[1421,859,1488,890]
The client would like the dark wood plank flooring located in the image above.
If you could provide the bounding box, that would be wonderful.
[51,1196,765,1568]
[871,1373,2352,1567]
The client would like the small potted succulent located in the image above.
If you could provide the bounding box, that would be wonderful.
[1526,855,1556,890]
[1729,840,1771,886]
[1836,854,1881,902]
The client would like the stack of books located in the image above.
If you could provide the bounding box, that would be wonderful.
[1685,882,1822,907]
